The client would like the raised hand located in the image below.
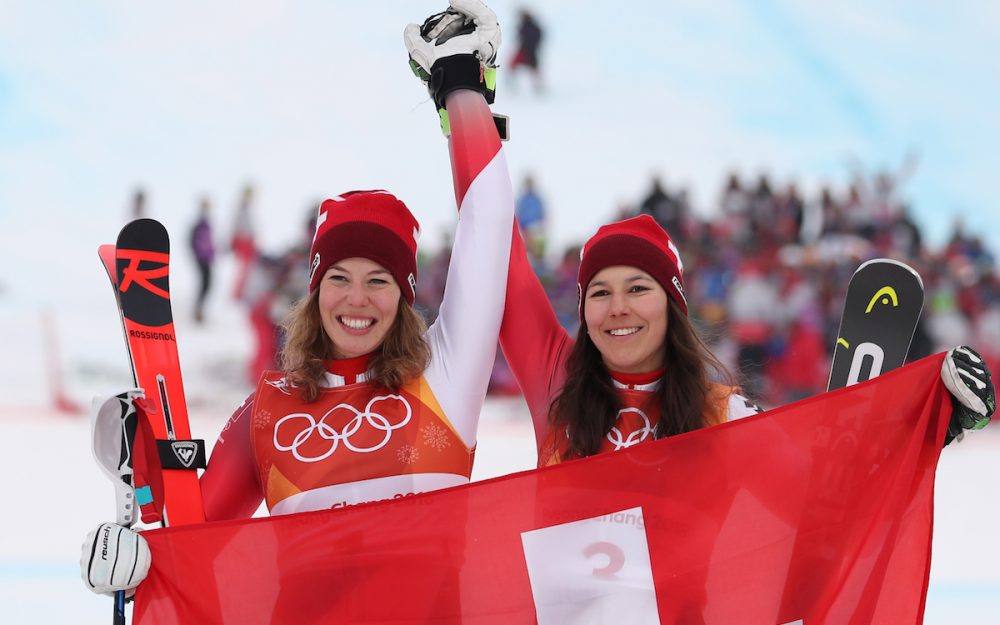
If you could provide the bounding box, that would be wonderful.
[941,346,995,445]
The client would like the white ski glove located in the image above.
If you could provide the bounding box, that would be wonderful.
[404,0,502,134]
[941,346,995,445]
[81,522,151,596]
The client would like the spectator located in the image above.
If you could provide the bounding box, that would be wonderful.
[508,8,545,93]
[515,174,547,259]
[639,175,684,244]
[189,196,215,324]
[130,187,147,220]
[231,183,258,302]
[774,182,805,244]
[243,207,315,384]
[415,234,452,321]
[720,172,749,244]
[726,257,779,400]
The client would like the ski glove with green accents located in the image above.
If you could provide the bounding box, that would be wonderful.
[941,346,995,446]
[404,0,501,136]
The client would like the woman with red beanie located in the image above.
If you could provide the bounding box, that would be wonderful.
[503,206,995,467]
[82,0,512,600]
[501,214,761,466]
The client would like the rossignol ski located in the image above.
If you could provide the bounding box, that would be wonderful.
[98,219,206,526]
[827,258,924,391]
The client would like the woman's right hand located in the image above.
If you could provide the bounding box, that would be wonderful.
[80,523,151,596]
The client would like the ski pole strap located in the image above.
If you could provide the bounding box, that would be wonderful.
[156,439,207,470]
[135,485,154,506]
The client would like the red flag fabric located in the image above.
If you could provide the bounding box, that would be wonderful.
[134,354,951,625]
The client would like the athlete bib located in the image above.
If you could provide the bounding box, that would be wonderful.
[539,383,735,466]
[251,371,474,514]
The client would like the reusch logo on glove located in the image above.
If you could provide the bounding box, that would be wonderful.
[100,524,112,559]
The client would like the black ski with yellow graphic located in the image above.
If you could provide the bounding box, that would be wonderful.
[828,258,924,391]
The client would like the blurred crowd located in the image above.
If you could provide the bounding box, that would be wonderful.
[417,166,1000,409]
[160,155,998,410]
[133,183,315,387]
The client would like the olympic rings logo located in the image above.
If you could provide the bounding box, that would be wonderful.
[605,407,653,450]
[272,394,412,463]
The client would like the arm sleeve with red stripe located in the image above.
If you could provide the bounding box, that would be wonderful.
[422,89,515,448]
[441,89,571,452]
[499,223,573,450]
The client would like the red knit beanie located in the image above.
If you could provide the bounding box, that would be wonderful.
[308,190,420,304]
[577,214,687,317]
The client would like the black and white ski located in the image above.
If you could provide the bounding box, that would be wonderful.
[828,258,924,391]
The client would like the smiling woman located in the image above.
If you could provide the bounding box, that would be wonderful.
[500,213,762,465]
[319,258,402,350]
[583,267,670,374]
[80,0,515,602]
[280,192,433,400]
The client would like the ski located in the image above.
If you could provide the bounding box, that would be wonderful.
[828,258,924,391]
[99,219,206,527]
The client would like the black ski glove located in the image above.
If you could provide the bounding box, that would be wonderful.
[941,346,995,446]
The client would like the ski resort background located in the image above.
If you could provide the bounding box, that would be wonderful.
[218,168,999,410]
[2,1,1000,623]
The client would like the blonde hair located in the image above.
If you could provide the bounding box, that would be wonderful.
[280,290,430,402]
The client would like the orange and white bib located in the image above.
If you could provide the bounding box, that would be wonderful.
[251,371,474,515]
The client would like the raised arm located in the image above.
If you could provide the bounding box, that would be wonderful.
[405,1,513,447]
[405,0,570,450]
[500,222,573,448]
[425,90,514,446]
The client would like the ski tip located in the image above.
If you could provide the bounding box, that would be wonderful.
[855,258,924,288]
[118,218,169,240]
[124,217,167,230]
[116,218,170,255]
[98,244,118,284]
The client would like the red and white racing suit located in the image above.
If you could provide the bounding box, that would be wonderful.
[200,91,514,520]
[499,228,761,467]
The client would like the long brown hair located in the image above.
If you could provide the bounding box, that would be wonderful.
[548,297,734,457]
[280,289,431,402]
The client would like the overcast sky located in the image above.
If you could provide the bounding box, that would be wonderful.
[2,0,998,310]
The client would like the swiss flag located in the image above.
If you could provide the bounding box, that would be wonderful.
[134,355,951,625]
